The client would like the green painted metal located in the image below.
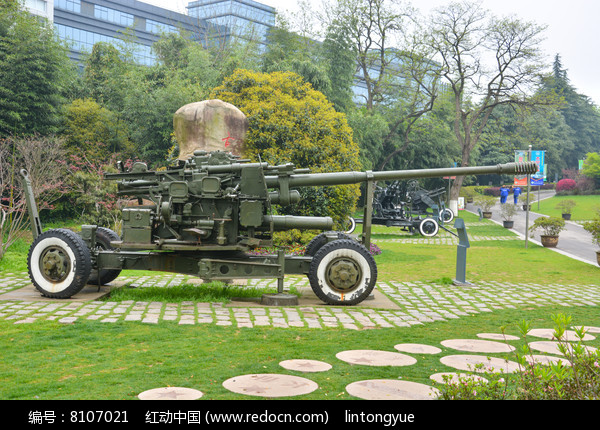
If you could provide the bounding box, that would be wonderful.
[19,170,42,239]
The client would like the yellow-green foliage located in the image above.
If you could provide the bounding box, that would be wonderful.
[211,69,361,226]
[63,98,132,160]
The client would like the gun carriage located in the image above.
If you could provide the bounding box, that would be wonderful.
[347,179,454,237]
[20,151,536,305]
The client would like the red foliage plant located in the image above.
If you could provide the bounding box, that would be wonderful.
[556,178,576,192]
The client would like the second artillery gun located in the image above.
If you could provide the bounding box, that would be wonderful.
[21,151,537,305]
[347,179,455,237]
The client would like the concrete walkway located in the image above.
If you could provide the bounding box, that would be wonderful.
[1,272,599,329]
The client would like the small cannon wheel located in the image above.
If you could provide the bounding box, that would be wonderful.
[419,218,439,237]
[88,227,122,285]
[27,229,92,299]
[343,217,357,234]
[440,208,454,223]
[308,239,377,306]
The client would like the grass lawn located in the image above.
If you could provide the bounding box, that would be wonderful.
[1,211,599,400]
[532,195,600,220]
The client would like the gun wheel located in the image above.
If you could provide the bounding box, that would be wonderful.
[419,218,439,237]
[27,229,92,299]
[343,217,356,234]
[304,231,356,257]
[440,208,454,223]
[88,227,122,285]
[308,239,377,306]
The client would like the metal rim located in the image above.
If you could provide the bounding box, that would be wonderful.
[325,256,363,293]
[38,245,72,283]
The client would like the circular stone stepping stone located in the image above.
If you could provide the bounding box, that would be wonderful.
[440,355,521,373]
[336,350,417,367]
[346,379,439,400]
[279,359,332,373]
[138,387,203,400]
[528,341,598,356]
[477,333,520,341]
[429,372,488,385]
[527,328,595,341]
[222,374,318,398]
[441,339,515,353]
[394,343,442,354]
[524,355,572,366]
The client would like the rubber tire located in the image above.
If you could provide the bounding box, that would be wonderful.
[344,217,357,234]
[27,229,92,299]
[308,239,377,306]
[304,231,356,257]
[419,218,439,237]
[440,208,454,224]
[88,227,122,285]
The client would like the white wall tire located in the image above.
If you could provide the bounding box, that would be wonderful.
[308,239,377,305]
[440,208,454,223]
[27,229,91,299]
[419,218,439,237]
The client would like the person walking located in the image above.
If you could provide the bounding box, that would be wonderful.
[513,186,521,205]
[500,186,509,204]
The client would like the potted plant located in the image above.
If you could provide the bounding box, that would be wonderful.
[460,187,475,203]
[555,199,576,220]
[529,216,566,248]
[520,193,534,210]
[500,203,517,228]
[583,214,600,266]
[474,195,496,218]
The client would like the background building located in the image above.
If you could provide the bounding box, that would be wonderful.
[25,0,275,65]
[187,0,275,51]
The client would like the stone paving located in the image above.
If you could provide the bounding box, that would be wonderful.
[1,271,599,329]
[1,269,600,328]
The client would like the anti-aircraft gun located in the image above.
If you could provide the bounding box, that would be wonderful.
[20,152,537,306]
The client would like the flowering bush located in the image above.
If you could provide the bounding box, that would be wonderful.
[556,178,576,192]
[369,243,382,255]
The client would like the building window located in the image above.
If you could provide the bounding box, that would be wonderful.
[146,19,178,34]
[55,24,156,66]
[25,0,47,13]
[94,5,134,27]
[55,0,81,13]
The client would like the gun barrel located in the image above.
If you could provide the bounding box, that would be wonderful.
[264,161,537,188]
[264,215,334,231]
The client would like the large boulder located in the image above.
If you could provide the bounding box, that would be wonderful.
[173,99,248,160]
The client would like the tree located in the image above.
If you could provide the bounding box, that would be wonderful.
[319,18,356,112]
[428,0,548,201]
[0,0,75,136]
[540,55,600,169]
[262,16,332,95]
[320,0,441,170]
[324,0,415,110]
[62,98,133,160]
[0,135,68,260]
[211,69,362,226]
[581,152,600,187]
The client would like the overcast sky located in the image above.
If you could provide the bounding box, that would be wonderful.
[146,0,600,105]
